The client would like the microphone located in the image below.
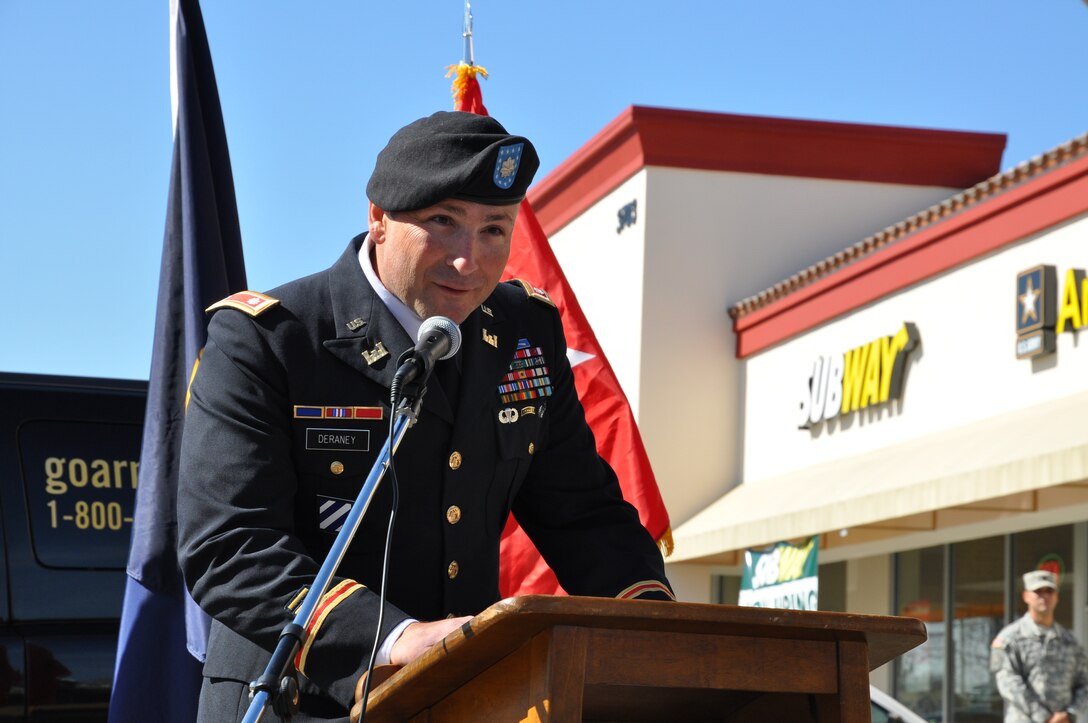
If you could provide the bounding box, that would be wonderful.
[391,316,462,401]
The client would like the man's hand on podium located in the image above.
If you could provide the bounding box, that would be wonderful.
[389,616,473,667]
[352,616,475,722]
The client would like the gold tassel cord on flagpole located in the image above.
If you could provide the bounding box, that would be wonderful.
[445,62,489,105]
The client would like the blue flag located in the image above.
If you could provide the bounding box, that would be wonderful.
[109,0,246,720]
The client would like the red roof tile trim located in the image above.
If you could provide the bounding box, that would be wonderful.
[732,133,1088,358]
[527,105,1005,237]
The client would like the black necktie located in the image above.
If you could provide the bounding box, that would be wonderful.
[435,354,461,412]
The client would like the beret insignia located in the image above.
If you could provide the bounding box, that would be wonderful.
[206,291,280,317]
[514,279,556,307]
[493,143,524,189]
[366,111,539,212]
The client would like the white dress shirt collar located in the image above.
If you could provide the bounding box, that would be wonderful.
[358,235,422,342]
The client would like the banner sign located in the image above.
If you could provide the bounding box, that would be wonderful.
[740,537,819,610]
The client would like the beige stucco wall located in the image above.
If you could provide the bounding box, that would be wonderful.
[548,164,973,527]
[847,555,894,690]
[544,172,648,415]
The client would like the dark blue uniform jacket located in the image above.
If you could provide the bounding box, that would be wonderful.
[177,235,671,718]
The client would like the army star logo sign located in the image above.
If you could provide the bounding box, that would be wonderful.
[1015,265,1057,359]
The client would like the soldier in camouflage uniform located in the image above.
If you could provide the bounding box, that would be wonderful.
[991,570,1088,723]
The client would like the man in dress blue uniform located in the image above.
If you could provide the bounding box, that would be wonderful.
[177,111,673,722]
[992,570,1088,723]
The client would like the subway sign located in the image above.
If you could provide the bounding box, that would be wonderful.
[798,323,919,429]
[1016,264,1088,359]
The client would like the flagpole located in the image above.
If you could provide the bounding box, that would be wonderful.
[462,1,474,66]
[443,11,673,600]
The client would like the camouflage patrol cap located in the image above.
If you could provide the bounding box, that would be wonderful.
[366,111,540,212]
[1023,569,1057,591]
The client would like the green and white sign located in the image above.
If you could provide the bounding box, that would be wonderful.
[739,537,819,610]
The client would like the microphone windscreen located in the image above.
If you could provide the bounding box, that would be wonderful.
[418,316,462,360]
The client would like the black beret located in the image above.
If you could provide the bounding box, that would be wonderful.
[366,111,540,212]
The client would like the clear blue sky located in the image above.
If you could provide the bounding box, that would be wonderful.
[2,1,1086,381]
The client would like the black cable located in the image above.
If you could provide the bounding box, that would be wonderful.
[356,397,401,721]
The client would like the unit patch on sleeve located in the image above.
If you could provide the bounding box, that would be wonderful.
[498,338,553,404]
[205,291,280,316]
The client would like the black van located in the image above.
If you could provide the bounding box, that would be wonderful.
[0,372,145,720]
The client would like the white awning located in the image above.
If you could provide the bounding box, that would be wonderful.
[670,391,1088,563]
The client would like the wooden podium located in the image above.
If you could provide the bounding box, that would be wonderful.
[357,595,926,722]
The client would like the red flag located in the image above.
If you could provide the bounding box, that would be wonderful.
[447,63,672,596]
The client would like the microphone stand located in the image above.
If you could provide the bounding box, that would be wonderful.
[240,388,425,723]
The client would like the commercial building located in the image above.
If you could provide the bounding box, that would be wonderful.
[527,106,1088,722]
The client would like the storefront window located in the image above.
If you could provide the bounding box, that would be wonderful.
[895,545,945,722]
[710,574,740,605]
[951,537,1003,723]
[1012,525,1073,630]
[892,524,1081,722]
[818,561,846,612]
